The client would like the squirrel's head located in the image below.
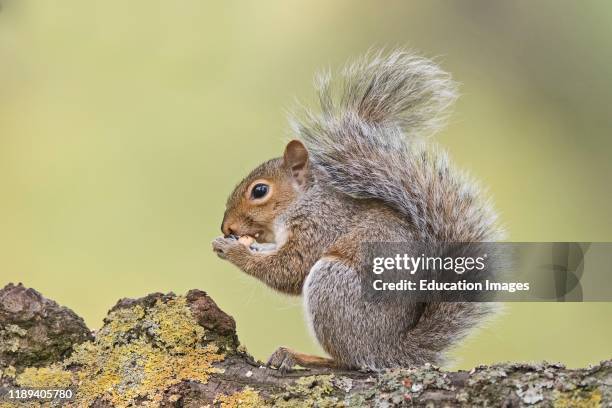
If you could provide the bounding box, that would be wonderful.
[221,140,309,243]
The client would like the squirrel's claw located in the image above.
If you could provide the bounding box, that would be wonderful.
[266,346,297,374]
[212,235,238,259]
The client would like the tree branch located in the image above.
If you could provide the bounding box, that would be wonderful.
[0,283,609,407]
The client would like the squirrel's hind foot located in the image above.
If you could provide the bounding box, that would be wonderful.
[266,347,337,374]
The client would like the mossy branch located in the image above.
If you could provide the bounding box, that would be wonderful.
[0,283,609,407]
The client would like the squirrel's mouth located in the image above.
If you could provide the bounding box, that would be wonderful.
[231,230,273,245]
[225,225,275,245]
[250,231,271,244]
[250,229,278,244]
[232,231,278,250]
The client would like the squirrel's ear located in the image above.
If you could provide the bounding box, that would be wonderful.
[283,140,309,186]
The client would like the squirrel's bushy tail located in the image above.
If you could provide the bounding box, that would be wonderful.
[293,50,503,363]
[293,49,500,242]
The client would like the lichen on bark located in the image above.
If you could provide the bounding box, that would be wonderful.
[0,283,609,407]
[1,286,233,407]
[58,295,226,406]
[0,283,91,373]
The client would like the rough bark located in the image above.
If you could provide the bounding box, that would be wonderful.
[0,283,609,407]
[0,283,92,372]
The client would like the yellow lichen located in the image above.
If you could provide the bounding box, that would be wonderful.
[15,365,73,388]
[8,365,74,408]
[553,389,602,408]
[59,296,226,407]
[67,338,223,406]
[215,387,267,408]
[0,294,226,407]
[96,304,146,345]
[0,400,48,408]
[149,297,207,353]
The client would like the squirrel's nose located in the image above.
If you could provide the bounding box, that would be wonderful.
[221,218,237,237]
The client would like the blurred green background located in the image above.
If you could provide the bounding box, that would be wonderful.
[1,1,610,370]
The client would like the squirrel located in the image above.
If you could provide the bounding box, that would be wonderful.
[212,50,503,372]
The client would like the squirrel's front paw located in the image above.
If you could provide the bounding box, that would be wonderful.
[212,235,241,260]
[267,347,298,374]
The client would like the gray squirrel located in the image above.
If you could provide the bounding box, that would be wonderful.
[212,50,503,372]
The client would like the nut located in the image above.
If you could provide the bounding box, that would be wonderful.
[238,235,255,246]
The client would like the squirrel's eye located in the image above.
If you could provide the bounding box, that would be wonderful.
[251,183,269,200]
